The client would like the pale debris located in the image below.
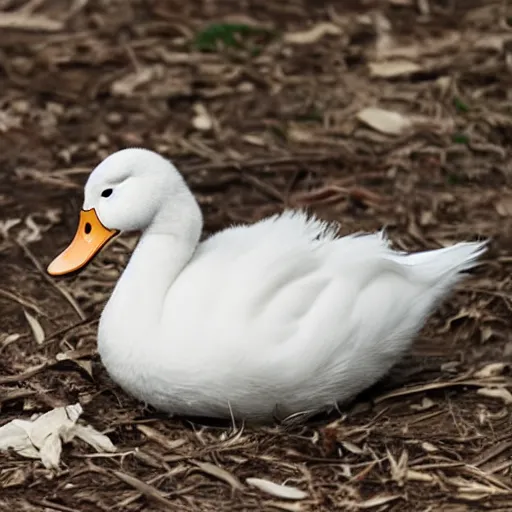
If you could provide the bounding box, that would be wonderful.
[0,403,116,469]
[356,107,412,135]
[246,477,308,500]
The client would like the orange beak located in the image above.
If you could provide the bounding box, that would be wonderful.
[47,209,118,276]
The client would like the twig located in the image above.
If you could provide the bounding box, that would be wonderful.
[0,12,63,32]
[181,152,362,173]
[0,288,45,316]
[109,468,176,510]
[41,317,98,347]
[16,241,86,320]
[0,361,50,385]
[30,500,76,512]
[374,376,510,404]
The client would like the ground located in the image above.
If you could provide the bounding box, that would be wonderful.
[0,0,511,510]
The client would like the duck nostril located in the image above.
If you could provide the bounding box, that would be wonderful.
[84,222,92,234]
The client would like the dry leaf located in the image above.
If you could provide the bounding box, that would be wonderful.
[111,68,154,97]
[341,440,363,454]
[264,501,305,512]
[0,467,27,488]
[495,197,512,217]
[477,387,512,405]
[410,397,435,411]
[112,470,175,509]
[369,60,421,77]
[406,470,435,482]
[246,478,308,500]
[0,13,63,32]
[421,442,438,453]
[242,134,266,147]
[0,403,116,469]
[137,424,187,451]
[474,363,508,378]
[23,310,45,344]
[284,22,342,45]
[387,449,408,486]
[356,107,412,135]
[56,352,93,379]
[74,424,117,452]
[192,103,213,131]
[193,461,243,490]
[357,495,401,508]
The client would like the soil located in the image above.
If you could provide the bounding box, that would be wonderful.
[1,0,512,510]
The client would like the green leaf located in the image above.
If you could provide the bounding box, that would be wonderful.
[452,132,469,144]
[453,97,469,113]
[193,23,274,52]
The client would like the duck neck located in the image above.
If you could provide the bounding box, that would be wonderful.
[105,188,203,326]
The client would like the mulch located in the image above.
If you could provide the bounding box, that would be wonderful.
[0,0,511,510]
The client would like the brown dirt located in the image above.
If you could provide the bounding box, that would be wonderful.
[1,0,512,510]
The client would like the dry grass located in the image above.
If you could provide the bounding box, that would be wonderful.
[1,0,512,510]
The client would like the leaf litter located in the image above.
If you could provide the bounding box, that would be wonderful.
[0,0,511,511]
[0,403,115,469]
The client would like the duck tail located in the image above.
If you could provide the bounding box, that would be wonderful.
[404,240,488,283]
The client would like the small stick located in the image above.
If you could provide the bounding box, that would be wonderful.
[16,241,86,320]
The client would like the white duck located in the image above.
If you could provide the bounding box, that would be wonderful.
[48,148,486,422]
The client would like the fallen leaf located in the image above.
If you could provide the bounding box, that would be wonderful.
[264,501,305,512]
[137,424,187,451]
[242,134,266,146]
[74,424,117,453]
[0,13,63,32]
[0,467,27,488]
[284,22,341,45]
[356,107,412,135]
[56,351,94,379]
[341,440,364,454]
[421,442,438,453]
[369,60,421,77]
[111,470,175,509]
[246,478,308,500]
[495,196,512,217]
[23,310,45,344]
[0,403,116,469]
[474,363,508,379]
[357,495,401,508]
[387,449,408,486]
[0,420,39,459]
[477,387,512,405]
[406,470,435,482]
[111,68,155,97]
[410,397,435,411]
[192,103,213,131]
[193,460,243,490]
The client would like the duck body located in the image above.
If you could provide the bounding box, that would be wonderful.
[48,149,486,422]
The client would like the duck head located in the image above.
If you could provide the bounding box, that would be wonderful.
[47,148,198,276]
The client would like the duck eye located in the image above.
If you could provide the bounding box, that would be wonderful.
[101,188,113,198]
